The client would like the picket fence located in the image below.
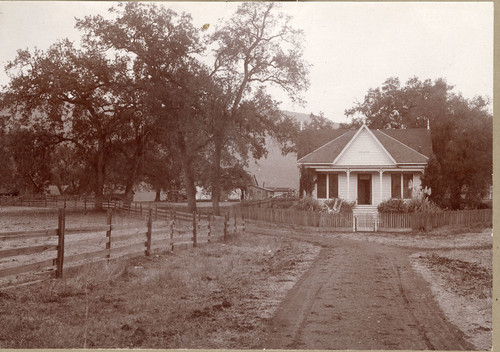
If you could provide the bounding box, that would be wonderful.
[0,206,245,285]
[236,206,492,232]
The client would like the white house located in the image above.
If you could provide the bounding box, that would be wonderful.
[297,124,432,215]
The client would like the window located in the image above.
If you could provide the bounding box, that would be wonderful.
[317,174,326,198]
[317,173,338,199]
[329,174,338,198]
[403,174,413,199]
[391,174,401,198]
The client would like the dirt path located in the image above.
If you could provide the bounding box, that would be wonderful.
[258,235,475,350]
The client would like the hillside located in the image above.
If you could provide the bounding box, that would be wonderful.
[245,111,336,191]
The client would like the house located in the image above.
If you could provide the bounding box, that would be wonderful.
[297,124,432,216]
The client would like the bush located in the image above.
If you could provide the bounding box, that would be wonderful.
[310,198,355,214]
[406,197,441,213]
[292,195,322,212]
[270,199,298,209]
[378,197,441,213]
[377,199,407,213]
[339,200,356,214]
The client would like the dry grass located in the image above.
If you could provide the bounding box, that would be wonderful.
[0,233,320,349]
[409,243,492,350]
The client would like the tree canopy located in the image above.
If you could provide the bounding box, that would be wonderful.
[346,77,492,209]
[0,2,308,211]
[206,2,309,214]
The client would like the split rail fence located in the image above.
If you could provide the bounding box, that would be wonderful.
[0,196,94,210]
[0,207,245,285]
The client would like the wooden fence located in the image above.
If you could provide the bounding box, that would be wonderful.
[236,207,353,231]
[236,206,492,232]
[0,196,94,210]
[410,209,492,230]
[0,207,245,285]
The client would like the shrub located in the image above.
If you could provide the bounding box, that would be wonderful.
[378,197,442,213]
[377,199,408,213]
[292,195,322,212]
[319,198,355,214]
[339,200,356,214]
[406,197,442,213]
[270,197,299,209]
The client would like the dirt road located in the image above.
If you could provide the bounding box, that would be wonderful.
[258,235,475,350]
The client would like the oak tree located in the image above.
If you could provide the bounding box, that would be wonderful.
[207,2,309,214]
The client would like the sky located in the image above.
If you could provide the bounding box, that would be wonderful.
[0,1,493,124]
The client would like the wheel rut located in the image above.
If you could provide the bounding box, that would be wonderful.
[260,236,474,350]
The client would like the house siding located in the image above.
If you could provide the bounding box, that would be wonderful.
[380,172,422,202]
[318,171,423,205]
[336,129,395,166]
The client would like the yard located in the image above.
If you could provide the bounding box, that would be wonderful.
[0,207,492,349]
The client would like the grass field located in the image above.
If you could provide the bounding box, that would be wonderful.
[0,208,492,349]
[0,222,319,348]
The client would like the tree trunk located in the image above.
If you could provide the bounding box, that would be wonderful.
[182,157,197,212]
[211,136,223,216]
[94,140,106,211]
[177,132,197,212]
[124,132,147,205]
[155,189,161,202]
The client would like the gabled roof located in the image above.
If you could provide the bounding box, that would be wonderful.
[297,126,432,165]
[297,130,356,164]
[296,129,351,160]
[372,130,430,163]
[376,128,433,157]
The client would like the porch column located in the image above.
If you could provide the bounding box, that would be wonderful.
[401,173,404,199]
[379,169,383,203]
[346,169,350,201]
[326,172,330,199]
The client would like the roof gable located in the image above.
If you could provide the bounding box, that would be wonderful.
[334,125,395,166]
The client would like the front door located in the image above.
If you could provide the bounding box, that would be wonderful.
[357,174,372,205]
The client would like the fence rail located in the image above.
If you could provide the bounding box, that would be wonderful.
[0,207,245,285]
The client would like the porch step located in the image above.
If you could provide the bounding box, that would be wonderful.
[353,205,378,217]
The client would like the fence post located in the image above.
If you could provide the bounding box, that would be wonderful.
[146,209,152,256]
[192,211,197,248]
[207,214,211,243]
[56,208,66,279]
[106,209,112,260]
[224,214,228,242]
[353,216,357,232]
[171,210,176,252]
[234,212,237,234]
[140,203,143,216]
[242,212,245,233]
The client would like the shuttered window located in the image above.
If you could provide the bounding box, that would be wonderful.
[317,174,327,198]
[329,174,338,199]
[391,174,401,198]
[403,174,413,199]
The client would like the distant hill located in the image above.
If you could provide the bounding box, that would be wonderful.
[281,110,313,124]
[245,111,337,191]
